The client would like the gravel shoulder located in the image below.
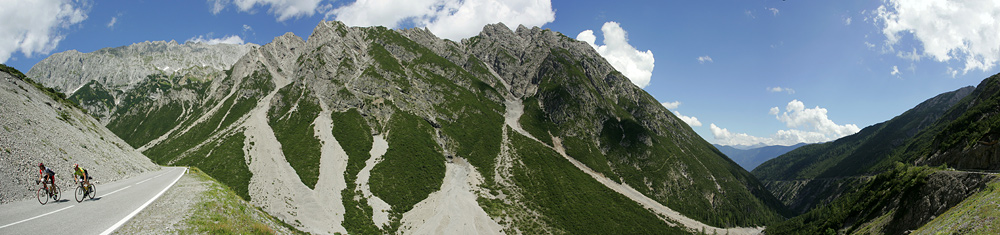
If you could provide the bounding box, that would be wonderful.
[114,168,298,234]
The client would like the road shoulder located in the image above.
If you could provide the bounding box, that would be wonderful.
[113,168,300,234]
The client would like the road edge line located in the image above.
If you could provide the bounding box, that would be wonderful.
[0,205,74,229]
[99,167,185,235]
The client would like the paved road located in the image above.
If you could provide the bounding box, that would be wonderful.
[0,167,185,235]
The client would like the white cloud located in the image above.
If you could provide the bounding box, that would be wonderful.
[845,17,852,25]
[577,22,655,88]
[712,100,860,146]
[710,124,771,146]
[890,65,900,76]
[767,86,795,94]
[745,10,755,19]
[673,111,702,127]
[329,0,555,41]
[877,0,1000,73]
[767,7,779,16]
[697,55,713,64]
[209,0,323,21]
[106,16,118,29]
[661,101,681,110]
[186,35,245,45]
[0,0,88,63]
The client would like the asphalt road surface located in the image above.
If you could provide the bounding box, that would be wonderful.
[0,167,185,235]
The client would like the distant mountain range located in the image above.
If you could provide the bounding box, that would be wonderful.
[714,143,806,171]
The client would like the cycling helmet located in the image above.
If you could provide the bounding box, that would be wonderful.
[38,163,44,167]
[73,164,79,169]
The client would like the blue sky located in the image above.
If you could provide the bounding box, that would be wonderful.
[2,0,998,146]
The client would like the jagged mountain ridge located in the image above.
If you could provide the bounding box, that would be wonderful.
[41,20,785,234]
[27,41,255,122]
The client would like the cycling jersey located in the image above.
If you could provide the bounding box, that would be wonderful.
[39,167,55,176]
[74,167,87,177]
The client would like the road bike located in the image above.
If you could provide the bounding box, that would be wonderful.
[74,178,96,202]
[35,179,60,205]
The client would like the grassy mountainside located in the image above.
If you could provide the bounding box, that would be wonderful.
[759,73,1000,233]
[752,86,974,214]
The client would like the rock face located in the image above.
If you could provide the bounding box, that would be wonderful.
[26,41,255,122]
[0,65,158,204]
[43,20,786,234]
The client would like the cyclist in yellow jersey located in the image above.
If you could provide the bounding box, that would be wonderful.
[73,164,90,190]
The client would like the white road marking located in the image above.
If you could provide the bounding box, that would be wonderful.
[99,168,184,235]
[102,185,131,197]
[0,205,75,229]
[134,178,154,185]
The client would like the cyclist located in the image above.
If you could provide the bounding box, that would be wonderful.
[37,163,56,196]
[72,164,91,191]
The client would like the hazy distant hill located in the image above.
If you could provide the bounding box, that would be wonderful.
[714,143,806,171]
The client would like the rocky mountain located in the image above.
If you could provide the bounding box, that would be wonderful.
[27,41,255,122]
[45,20,787,234]
[0,64,158,204]
[714,143,806,171]
[755,74,1000,234]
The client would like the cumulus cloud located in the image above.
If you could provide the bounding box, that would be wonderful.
[891,65,900,76]
[767,86,795,94]
[577,22,655,88]
[209,0,323,21]
[0,0,88,63]
[697,55,713,64]
[845,17,852,25]
[329,0,555,41]
[877,0,1000,73]
[186,35,245,45]
[661,101,681,110]
[673,111,702,127]
[712,100,860,146]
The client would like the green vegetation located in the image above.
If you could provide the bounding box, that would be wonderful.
[370,111,445,226]
[107,74,212,148]
[505,130,688,234]
[519,97,555,146]
[145,70,273,167]
[524,48,785,227]
[330,109,381,234]
[766,164,939,234]
[183,167,304,235]
[268,84,323,189]
[68,80,114,118]
[175,131,253,200]
[916,179,1000,234]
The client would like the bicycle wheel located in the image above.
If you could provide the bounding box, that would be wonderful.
[51,184,60,201]
[75,185,85,202]
[87,184,96,199]
[37,187,48,205]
